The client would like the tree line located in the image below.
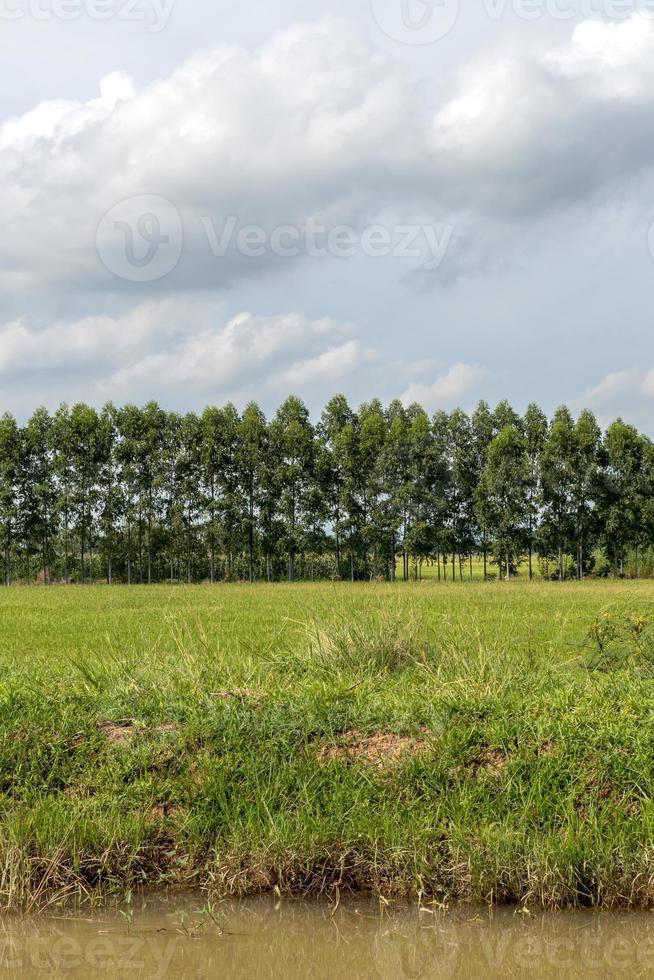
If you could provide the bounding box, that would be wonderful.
[0,396,652,585]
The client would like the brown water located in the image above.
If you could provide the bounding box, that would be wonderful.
[1,894,654,978]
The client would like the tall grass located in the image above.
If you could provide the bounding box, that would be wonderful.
[1,581,654,908]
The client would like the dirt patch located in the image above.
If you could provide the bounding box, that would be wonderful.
[472,746,507,777]
[97,720,176,743]
[146,803,180,823]
[315,730,431,769]
[211,689,260,700]
[97,719,142,743]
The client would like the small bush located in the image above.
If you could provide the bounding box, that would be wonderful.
[304,606,431,675]
[586,604,654,674]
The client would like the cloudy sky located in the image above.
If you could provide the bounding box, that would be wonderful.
[2,2,654,427]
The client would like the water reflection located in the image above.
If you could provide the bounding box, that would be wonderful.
[0,895,653,978]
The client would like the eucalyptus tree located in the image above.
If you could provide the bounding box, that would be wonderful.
[159,411,183,581]
[115,402,168,583]
[269,396,315,581]
[114,405,140,584]
[404,404,437,579]
[52,404,75,583]
[378,401,410,580]
[476,425,529,579]
[68,403,104,583]
[96,403,121,584]
[637,439,654,577]
[177,412,203,583]
[318,395,354,579]
[357,399,388,579]
[23,408,57,583]
[432,411,454,579]
[199,404,239,581]
[332,413,364,581]
[571,410,601,579]
[447,409,477,580]
[236,403,268,582]
[540,406,577,581]
[599,419,646,576]
[523,403,548,580]
[471,401,496,578]
[0,413,20,585]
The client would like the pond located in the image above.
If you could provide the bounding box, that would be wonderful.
[1,894,653,978]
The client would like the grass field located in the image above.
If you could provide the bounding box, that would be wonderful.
[2,580,654,909]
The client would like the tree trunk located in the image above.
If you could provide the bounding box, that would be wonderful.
[335,516,341,580]
[210,478,216,584]
[147,514,152,585]
[138,518,143,584]
[63,508,69,584]
[248,497,254,584]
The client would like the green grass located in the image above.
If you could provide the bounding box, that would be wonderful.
[2,580,654,909]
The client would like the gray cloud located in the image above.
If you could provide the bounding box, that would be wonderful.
[3,17,654,301]
[2,15,654,424]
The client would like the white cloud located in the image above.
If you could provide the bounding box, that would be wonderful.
[0,299,183,375]
[578,369,638,406]
[278,340,374,387]
[400,362,489,410]
[0,303,368,411]
[571,367,654,419]
[0,299,491,418]
[2,16,654,302]
[107,310,356,395]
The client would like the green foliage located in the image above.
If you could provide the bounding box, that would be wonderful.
[1,398,653,583]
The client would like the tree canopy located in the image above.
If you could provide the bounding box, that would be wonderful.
[1,398,652,584]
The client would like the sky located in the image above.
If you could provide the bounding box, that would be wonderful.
[2,1,654,428]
